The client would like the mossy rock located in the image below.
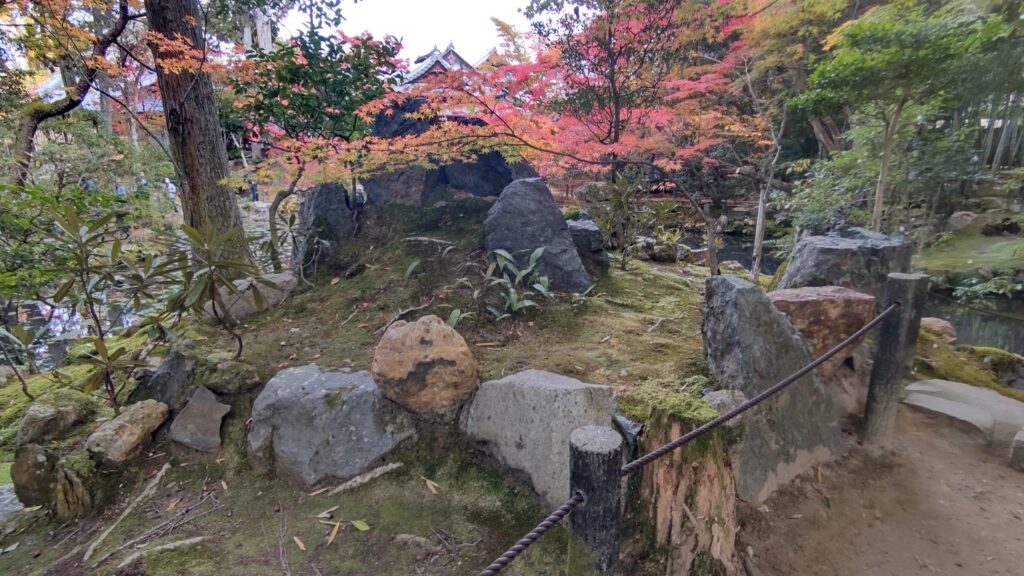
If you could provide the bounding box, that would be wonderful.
[197,359,262,395]
[619,376,717,424]
[51,450,123,521]
[914,331,1024,402]
[14,388,99,447]
[961,345,1024,389]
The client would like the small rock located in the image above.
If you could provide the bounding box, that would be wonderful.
[567,219,610,277]
[203,272,298,323]
[1010,430,1024,472]
[15,390,96,447]
[947,211,976,232]
[459,369,616,507]
[169,387,231,452]
[85,400,169,466]
[920,317,957,345]
[200,360,262,395]
[128,348,196,412]
[11,444,58,507]
[371,315,479,418]
[393,534,442,554]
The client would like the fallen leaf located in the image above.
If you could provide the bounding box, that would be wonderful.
[351,520,370,531]
[308,487,329,497]
[331,277,340,285]
[317,506,339,519]
[215,457,225,464]
[288,352,298,360]
[327,522,342,545]
[357,323,369,328]
[420,476,441,494]
[600,335,611,343]
[165,498,181,512]
[220,480,228,492]
[279,341,287,346]
[293,536,306,551]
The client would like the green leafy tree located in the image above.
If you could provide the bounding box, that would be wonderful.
[232,23,401,269]
[797,1,981,230]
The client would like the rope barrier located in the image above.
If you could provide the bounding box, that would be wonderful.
[476,492,584,576]
[474,303,900,575]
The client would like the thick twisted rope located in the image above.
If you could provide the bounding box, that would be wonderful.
[475,303,899,574]
[476,491,585,576]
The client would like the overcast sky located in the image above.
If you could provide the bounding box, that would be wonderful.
[282,0,533,64]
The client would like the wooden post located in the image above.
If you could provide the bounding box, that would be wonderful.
[568,425,623,575]
[862,272,929,445]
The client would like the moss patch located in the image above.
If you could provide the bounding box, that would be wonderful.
[914,330,1024,402]
[916,214,1024,275]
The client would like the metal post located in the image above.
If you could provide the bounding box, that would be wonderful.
[862,272,929,446]
[568,425,623,575]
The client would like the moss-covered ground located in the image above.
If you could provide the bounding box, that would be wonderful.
[914,328,1024,402]
[916,212,1024,276]
[0,198,715,576]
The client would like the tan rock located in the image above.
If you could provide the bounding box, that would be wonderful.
[85,400,169,466]
[921,317,957,345]
[371,315,478,417]
[769,286,877,418]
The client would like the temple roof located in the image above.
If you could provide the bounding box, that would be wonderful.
[403,42,479,85]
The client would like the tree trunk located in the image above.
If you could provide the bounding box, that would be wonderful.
[144,0,250,261]
[268,164,305,272]
[981,95,1006,168]
[872,101,904,232]
[809,115,843,157]
[991,94,1018,176]
[9,2,130,185]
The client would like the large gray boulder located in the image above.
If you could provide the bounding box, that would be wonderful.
[567,219,610,277]
[293,182,359,270]
[129,348,195,413]
[459,369,617,507]
[248,365,415,487]
[169,386,231,452]
[774,228,912,297]
[703,276,842,503]
[485,179,594,292]
[363,98,537,206]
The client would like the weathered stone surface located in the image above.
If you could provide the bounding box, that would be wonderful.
[249,365,415,487]
[703,275,842,503]
[920,317,957,345]
[371,315,478,417]
[11,443,58,506]
[1010,429,1024,471]
[205,272,298,323]
[293,182,359,269]
[903,391,995,439]
[0,484,21,524]
[485,179,593,292]
[85,400,169,466]
[633,236,682,263]
[169,387,231,452]
[774,227,912,297]
[701,389,748,428]
[459,369,616,507]
[567,219,610,277]
[15,390,96,447]
[199,360,262,395]
[364,98,538,206]
[947,211,977,232]
[128,348,195,413]
[902,379,1024,445]
[51,452,113,520]
[768,286,877,418]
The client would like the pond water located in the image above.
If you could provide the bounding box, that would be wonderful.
[681,232,782,275]
[924,293,1024,355]
[4,299,135,371]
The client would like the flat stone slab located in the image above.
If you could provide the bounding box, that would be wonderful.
[169,386,230,452]
[903,379,1024,445]
[903,392,996,439]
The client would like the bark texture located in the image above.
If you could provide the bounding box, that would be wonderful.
[144,0,248,246]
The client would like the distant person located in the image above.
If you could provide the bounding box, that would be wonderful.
[135,173,149,198]
[114,180,128,199]
[163,177,179,213]
[82,178,97,193]
[249,178,259,202]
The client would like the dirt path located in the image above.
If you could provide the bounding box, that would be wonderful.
[740,407,1024,576]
